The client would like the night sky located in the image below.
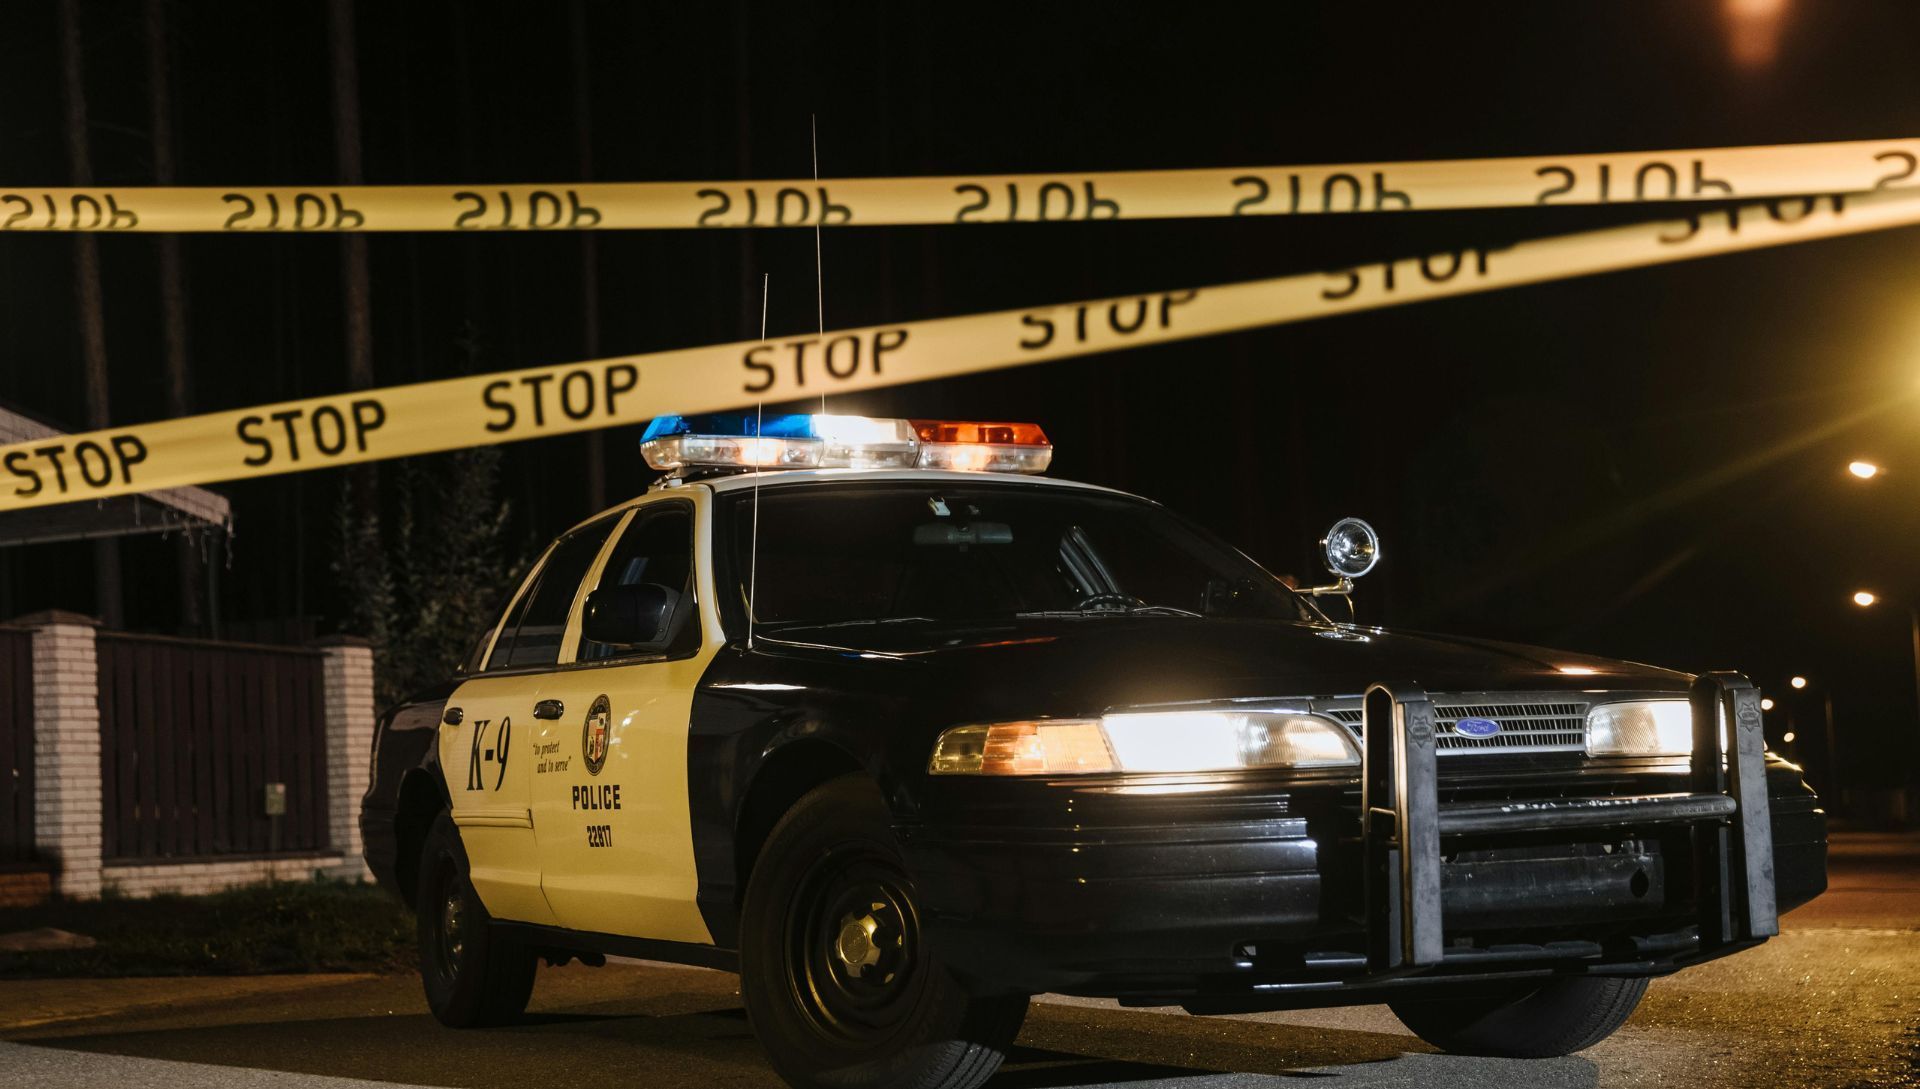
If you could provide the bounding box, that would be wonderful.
[3,2,1918,790]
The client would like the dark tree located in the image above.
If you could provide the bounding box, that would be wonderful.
[145,0,208,634]
[56,0,121,628]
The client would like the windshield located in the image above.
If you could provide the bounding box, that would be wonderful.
[720,482,1320,628]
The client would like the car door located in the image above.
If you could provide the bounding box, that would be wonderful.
[531,493,721,944]
[441,512,621,926]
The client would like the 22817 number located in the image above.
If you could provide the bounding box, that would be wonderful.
[586,824,612,848]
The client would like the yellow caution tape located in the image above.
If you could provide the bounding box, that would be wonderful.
[2,139,1917,231]
[4,187,1916,510]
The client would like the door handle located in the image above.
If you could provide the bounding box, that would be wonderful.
[533,699,565,720]
[442,706,463,726]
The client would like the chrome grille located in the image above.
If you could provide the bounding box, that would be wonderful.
[1323,697,1588,755]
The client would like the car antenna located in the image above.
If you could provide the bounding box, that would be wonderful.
[748,271,769,651]
[812,113,826,415]
[749,116,821,650]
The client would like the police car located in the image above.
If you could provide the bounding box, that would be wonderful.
[361,412,1827,1089]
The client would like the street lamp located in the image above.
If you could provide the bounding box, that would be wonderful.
[1848,590,1920,794]
[1848,460,1882,479]
[1760,697,1775,711]
[1782,673,1842,799]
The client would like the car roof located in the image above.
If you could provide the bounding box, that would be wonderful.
[561,469,1144,537]
[700,467,1135,497]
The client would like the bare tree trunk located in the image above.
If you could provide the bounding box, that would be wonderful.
[328,0,374,394]
[449,21,490,390]
[328,0,378,568]
[570,0,606,510]
[145,0,206,634]
[732,0,759,340]
[57,0,122,629]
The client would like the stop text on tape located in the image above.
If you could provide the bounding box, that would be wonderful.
[2,188,1914,510]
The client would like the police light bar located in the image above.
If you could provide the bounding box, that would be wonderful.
[912,420,1053,474]
[639,414,1051,475]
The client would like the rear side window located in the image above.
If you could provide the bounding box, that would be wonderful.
[488,515,619,670]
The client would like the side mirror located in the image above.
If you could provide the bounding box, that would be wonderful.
[583,583,677,647]
[1300,517,1381,617]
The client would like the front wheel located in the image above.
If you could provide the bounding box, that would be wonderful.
[1389,976,1649,1057]
[740,776,1029,1089]
[416,811,537,1027]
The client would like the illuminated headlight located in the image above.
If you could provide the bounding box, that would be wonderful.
[928,711,1360,776]
[1586,699,1724,756]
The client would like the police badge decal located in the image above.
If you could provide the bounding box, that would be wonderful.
[582,694,612,775]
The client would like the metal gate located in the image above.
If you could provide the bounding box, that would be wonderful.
[98,633,329,860]
[0,627,33,864]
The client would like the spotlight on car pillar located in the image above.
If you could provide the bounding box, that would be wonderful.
[1320,518,1381,580]
[1301,518,1380,619]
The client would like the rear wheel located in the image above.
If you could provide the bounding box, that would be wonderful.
[1389,976,1648,1057]
[741,776,1029,1089]
[416,811,537,1027]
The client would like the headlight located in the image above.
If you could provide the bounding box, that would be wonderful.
[928,711,1360,776]
[1586,699,1725,756]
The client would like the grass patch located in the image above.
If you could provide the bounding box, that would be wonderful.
[0,879,416,978]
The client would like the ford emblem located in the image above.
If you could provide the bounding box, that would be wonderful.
[1454,717,1502,739]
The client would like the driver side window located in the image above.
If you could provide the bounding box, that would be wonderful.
[486,514,620,671]
[578,504,698,662]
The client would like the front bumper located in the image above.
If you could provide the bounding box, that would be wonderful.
[902,678,1826,1003]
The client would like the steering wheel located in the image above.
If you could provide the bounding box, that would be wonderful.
[1074,592,1142,611]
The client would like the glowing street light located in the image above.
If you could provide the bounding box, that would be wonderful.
[1789,675,1808,689]
[1845,590,1920,795]
[1783,731,1796,743]
[1760,697,1775,711]
[1848,460,1881,480]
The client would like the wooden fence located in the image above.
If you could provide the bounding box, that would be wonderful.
[98,633,329,861]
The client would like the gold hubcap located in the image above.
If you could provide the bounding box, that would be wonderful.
[834,909,884,975]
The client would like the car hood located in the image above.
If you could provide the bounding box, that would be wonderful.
[757,616,1689,717]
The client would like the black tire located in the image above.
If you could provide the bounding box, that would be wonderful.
[416,811,537,1027]
[1389,976,1649,1057]
[740,776,1029,1089]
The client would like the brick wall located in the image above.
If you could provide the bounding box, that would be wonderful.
[103,854,347,898]
[10,613,380,901]
[27,612,103,899]
[319,637,376,882]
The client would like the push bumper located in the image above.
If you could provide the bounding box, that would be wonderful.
[903,674,1826,1002]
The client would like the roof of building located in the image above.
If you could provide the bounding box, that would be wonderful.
[0,404,232,548]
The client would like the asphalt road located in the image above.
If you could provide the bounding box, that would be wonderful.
[3,831,1916,1089]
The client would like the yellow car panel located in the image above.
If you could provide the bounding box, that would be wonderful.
[441,667,557,925]
[528,491,721,942]
[445,486,720,945]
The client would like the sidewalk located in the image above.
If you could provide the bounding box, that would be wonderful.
[1782,829,1920,930]
[0,974,376,1032]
